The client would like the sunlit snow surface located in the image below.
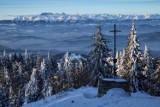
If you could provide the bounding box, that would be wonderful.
[23,87,160,107]
[0,20,160,54]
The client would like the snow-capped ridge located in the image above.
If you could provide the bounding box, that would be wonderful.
[13,13,160,23]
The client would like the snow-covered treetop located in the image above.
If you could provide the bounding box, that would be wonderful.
[128,22,142,57]
[144,44,149,58]
[131,22,136,35]
[90,22,111,58]
[88,23,112,80]
[25,49,28,62]
[48,50,51,60]
[30,68,38,82]
[63,52,85,61]
[3,50,6,57]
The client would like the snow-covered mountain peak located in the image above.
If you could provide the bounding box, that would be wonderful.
[13,13,160,23]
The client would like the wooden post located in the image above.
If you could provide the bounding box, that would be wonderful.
[110,24,121,77]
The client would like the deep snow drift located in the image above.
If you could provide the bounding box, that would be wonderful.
[23,87,160,107]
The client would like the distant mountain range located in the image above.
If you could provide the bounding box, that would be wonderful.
[13,13,160,23]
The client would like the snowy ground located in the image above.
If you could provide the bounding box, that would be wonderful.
[23,87,160,107]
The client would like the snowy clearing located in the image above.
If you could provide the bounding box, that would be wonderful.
[23,87,160,107]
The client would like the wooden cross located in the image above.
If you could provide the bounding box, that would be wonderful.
[110,24,121,77]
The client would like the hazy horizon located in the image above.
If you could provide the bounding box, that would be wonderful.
[0,0,160,20]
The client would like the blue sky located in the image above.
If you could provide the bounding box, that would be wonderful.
[0,0,160,20]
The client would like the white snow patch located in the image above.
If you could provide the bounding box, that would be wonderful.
[105,88,130,98]
[70,53,83,60]
[83,90,97,99]
[131,91,151,98]
[23,87,160,107]
[63,52,86,61]
[102,78,127,82]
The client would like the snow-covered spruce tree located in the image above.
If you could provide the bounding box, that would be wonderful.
[54,52,73,92]
[24,49,28,63]
[70,58,89,88]
[24,52,37,82]
[40,58,53,98]
[24,68,39,104]
[46,50,56,76]
[3,50,6,57]
[0,55,14,106]
[63,52,73,74]
[142,45,153,78]
[116,50,124,71]
[120,22,143,80]
[116,49,126,77]
[0,87,8,107]
[141,45,153,93]
[88,23,111,86]
[55,61,65,92]
[55,52,90,91]
[116,51,120,66]
[40,59,48,80]
[11,54,26,106]
[3,67,11,106]
[48,50,51,61]
[115,22,143,92]
[46,50,53,73]
[152,59,160,80]
[63,52,74,88]
[130,55,139,92]
[150,58,160,95]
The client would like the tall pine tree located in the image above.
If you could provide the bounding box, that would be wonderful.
[119,22,143,80]
[142,45,153,78]
[88,23,111,86]
[150,59,160,95]
[40,59,53,98]
[24,68,39,104]
[116,22,143,92]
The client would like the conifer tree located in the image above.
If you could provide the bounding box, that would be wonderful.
[3,50,6,57]
[130,57,139,92]
[142,45,153,78]
[24,49,28,63]
[120,22,143,80]
[152,59,160,80]
[56,61,65,92]
[116,49,126,77]
[150,59,160,95]
[116,51,120,66]
[63,52,74,87]
[75,60,89,87]
[48,50,51,61]
[88,23,111,86]
[24,68,39,103]
[41,59,53,98]
[2,56,13,106]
